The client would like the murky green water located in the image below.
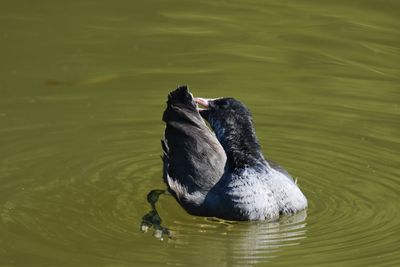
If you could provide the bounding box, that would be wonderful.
[1,0,399,266]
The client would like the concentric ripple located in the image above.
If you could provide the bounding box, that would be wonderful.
[0,93,399,267]
[0,117,172,265]
[251,98,400,266]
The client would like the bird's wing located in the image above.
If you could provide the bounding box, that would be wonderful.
[162,86,226,207]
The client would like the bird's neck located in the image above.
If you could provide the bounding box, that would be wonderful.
[215,121,266,170]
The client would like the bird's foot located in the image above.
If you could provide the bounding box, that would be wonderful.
[140,189,172,240]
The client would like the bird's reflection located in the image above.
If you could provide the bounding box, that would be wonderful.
[167,210,307,267]
[141,189,307,266]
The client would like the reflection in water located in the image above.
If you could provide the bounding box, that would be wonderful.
[229,211,307,267]
[140,187,307,264]
[167,210,307,267]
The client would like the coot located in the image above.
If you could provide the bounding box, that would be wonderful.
[162,86,307,221]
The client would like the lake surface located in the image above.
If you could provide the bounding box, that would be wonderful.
[1,0,399,266]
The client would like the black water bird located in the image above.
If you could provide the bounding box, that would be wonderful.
[161,86,307,221]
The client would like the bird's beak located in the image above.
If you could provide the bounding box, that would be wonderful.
[194,97,210,109]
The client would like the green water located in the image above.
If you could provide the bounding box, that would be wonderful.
[1,1,399,266]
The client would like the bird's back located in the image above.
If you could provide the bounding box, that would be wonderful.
[162,86,226,215]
